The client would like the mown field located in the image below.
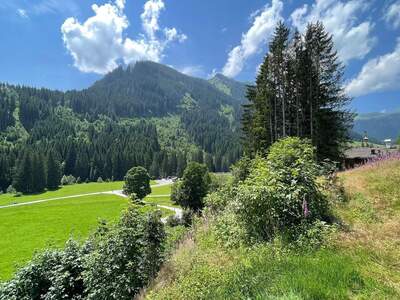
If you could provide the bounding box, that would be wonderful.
[0,180,155,206]
[146,160,400,299]
[0,181,172,280]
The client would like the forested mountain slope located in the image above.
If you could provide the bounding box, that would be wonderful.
[0,62,244,193]
[353,110,400,141]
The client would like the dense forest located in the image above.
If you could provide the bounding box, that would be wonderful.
[0,62,246,193]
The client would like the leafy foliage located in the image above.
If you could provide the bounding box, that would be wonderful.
[172,162,211,211]
[210,138,330,243]
[123,166,151,200]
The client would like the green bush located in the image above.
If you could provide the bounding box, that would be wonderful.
[230,156,252,184]
[215,137,330,243]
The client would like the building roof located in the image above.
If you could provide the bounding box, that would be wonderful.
[344,147,377,159]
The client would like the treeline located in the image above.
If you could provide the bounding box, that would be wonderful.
[242,22,353,161]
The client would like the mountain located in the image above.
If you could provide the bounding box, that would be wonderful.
[0,61,245,192]
[208,73,248,103]
[70,61,243,118]
[353,111,400,142]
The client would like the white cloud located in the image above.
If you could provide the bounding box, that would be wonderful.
[346,38,400,97]
[17,8,28,18]
[384,1,400,29]
[61,0,186,74]
[222,0,283,78]
[290,0,376,63]
[178,65,205,77]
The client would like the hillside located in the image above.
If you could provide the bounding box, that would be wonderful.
[145,156,400,299]
[0,62,245,193]
[353,110,400,141]
[208,73,248,103]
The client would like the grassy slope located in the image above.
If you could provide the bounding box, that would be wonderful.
[0,182,172,280]
[145,160,400,299]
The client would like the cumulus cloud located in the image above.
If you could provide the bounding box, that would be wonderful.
[345,38,400,97]
[222,0,283,78]
[384,1,400,29]
[61,0,186,74]
[290,0,376,63]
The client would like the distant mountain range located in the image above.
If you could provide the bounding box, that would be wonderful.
[353,111,400,142]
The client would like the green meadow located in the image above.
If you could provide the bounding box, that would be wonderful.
[0,181,172,280]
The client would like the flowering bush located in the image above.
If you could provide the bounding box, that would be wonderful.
[214,138,330,244]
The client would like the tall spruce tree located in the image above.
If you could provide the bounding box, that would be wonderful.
[46,152,61,190]
[242,21,353,162]
[14,151,34,194]
[33,152,46,193]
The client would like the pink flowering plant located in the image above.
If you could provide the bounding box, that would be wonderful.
[224,137,330,243]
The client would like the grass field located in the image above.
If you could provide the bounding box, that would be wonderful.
[0,180,157,206]
[0,181,124,206]
[0,181,173,281]
[149,184,172,196]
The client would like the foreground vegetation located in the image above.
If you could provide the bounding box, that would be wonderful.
[0,206,169,299]
[145,141,400,299]
[0,181,173,280]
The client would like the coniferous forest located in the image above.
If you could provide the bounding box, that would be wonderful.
[0,62,245,193]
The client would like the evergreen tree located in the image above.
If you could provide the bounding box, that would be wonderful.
[33,152,46,193]
[46,152,61,190]
[14,151,34,194]
[242,22,353,162]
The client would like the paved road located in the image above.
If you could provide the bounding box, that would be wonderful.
[0,180,182,221]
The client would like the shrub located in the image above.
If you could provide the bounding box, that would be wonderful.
[61,175,76,186]
[218,137,330,243]
[166,215,181,227]
[230,156,252,184]
[0,240,87,300]
[84,207,165,299]
[6,185,16,194]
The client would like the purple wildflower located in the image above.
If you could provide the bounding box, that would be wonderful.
[302,198,309,218]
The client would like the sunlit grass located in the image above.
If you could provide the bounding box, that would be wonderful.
[0,181,124,206]
[0,194,128,280]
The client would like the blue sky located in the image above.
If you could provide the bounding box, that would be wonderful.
[0,0,399,113]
